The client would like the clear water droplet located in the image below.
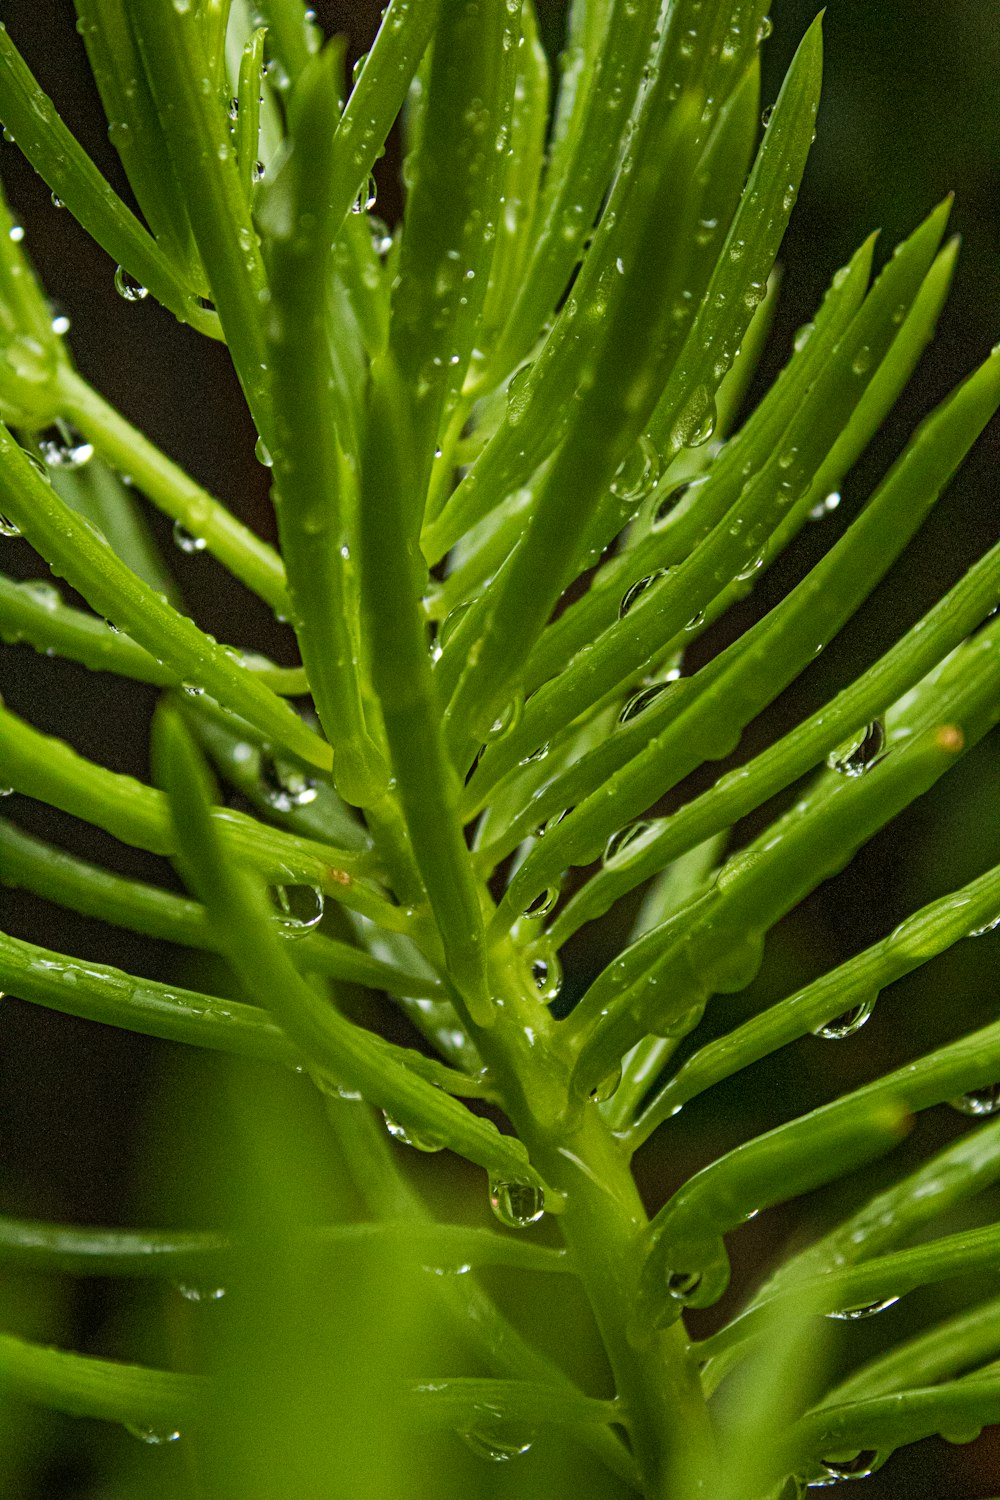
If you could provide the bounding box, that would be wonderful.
[688,405,716,448]
[484,693,523,743]
[351,172,377,214]
[530,952,562,1001]
[825,1296,899,1321]
[851,345,872,376]
[610,435,660,503]
[968,913,1000,937]
[667,1269,702,1301]
[761,104,775,128]
[270,883,324,938]
[949,1085,1000,1117]
[652,480,699,528]
[124,1424,181,1445]
[254,435,272,467]
[603,821,658,867]
[619,567,668,619]
[685,609,706,631]
[252,159,265,184]
[8,223,24,241]
[589,1065,622,1104]
[757,15,773,41]
[506,362,533,426]
[809,1451,879,1486]
[736,549,765,582]
[460,1425,535,1462]
[0,513,22,537]
[383,1112,445,1152]
[175,1281,226,1302]
[489,1178,544,1228]
[521,882,560,918]
[114,265,148,301]
[227,95,239,120]
[618,681,678,724]
[813,997,875,1040]
[809,490,841,521]
[259,753,318,812]
[351,52,369,87]
[827,719,885,777]
[519,742,549,766]
[172,520,207,553]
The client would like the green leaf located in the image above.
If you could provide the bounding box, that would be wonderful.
[259,41,389,805]
[400,1377,619,1431]
[0,24,213,333]
[152,700,559,1202]
[0,1329,202,1431]
[822,1298,1000,1405]
[0,424,327,769]
[634,860,1000,1141]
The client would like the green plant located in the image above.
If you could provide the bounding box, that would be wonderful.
[0,0,998,1495]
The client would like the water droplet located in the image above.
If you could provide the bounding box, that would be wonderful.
[521,882,560,918]
[460,1424,535,1462]
[589,1065,622,1104]
[181,682,204,697]
[530,952,562,1001]
[827,719,885,777]
[352,172,377,214]
[8,223,24,242]
[23,580,60,609]
[259,753,318,812]
[351,51,369,87]
[172,520,207,553]
[124,1424,181,1445]
[252,159,265,184]
[809,1451,879,1486]
[809,491,841,521]
[736,549,765,582]
[254,435,272,467]
[851,345,872,376]
[685,609,706,631]
[652,480,699,528]
[0,513,22,537]
[270,883,324,937]
[761,104,774,128]
[175,1281,226,1302]
[383,1113,445,1152]
[114,265,148,301]
[603,821,658,868]
[50,308,71,335]
[667,1269,702,1301]
[489,1178,544,1228]
[949,1084,1000,1117]
[227,96,239,120]
[484,693,523,743]
[610,436,660,503]
[968,912,1000,937]
[506,362,533,426]
[619,567,669,619]
[813,997,875,1040]
[619,680,678,725]
[519,743,549,766]
[826,1297,899,1321]
[688,405,716,448]
[757,15,773,41]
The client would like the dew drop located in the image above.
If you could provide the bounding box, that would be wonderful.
[688,405,716,448]
[124,1424,181,1445]
[813,997,875,1040]
[114,265,148,301]
[175,1281,226,1302]
[736,549,765,582]
[461,1425,535,1462]
[619,567,668,619]
[589,1065,622,1103]
[610,435,660,503]
[667,1269,702,1301]
[519,742,549,766]
[809,1451,879,1486]
[270,883,324,937]
[652,480,697,528]
[530,952,562,1001]
[252,159,265,184]
[757,15,773,41]
[825,1296,899,1321]
[8,223,24,241]
[603,821,658,868]
[351,51,369,87]
[383,1112,445,1152]
[827,719,885,777]
[0,513,22,537]
[172,520,207,553]
[254,435,273,467]
[227,95,239,120]
[352,172,377,214]
[484,693,523,743]
[809,491,841,521]
[618,680,677,724]
[851,345,872,376]
[761,104,774,128]
[506,362,533,426]
[259,753,318,812]
[967,913,1000,937]
[521,882,560,918]
[685,609,706,631]
[489,1177,544,1228]
[949,1084,1000,1117]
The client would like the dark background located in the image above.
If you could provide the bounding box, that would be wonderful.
[0,1,998,1495]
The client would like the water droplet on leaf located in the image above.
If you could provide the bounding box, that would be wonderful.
[813,997,875,1040]
[172,520,207,553]
[114,265,148,301]
[383,1113,445,1152]
[270,883,324,937]
[827,720,885,777]
[489,1178,544,1228]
